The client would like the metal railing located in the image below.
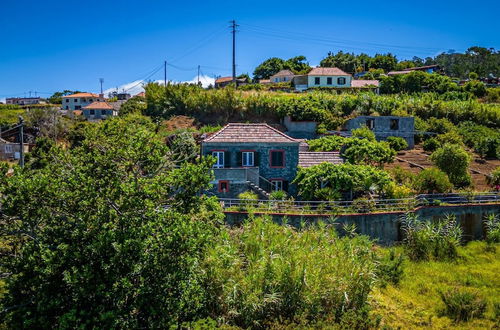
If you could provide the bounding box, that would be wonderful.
[219,192,500,214]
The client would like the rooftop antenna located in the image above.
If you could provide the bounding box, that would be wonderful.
[99,78,104,94]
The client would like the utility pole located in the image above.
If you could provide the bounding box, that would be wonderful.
[99,78,104,94]
[197,65,201,86]
[164,60,167,87]
[18,116,24,168]
[230,20,238,86]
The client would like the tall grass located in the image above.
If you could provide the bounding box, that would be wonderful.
[400,213,462,261]
[484,213,500,243]
[203,216,378,328]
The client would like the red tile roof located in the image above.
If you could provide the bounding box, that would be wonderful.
[307,67,350,76]
[203,123,300,143]
[351,80,380,88]
[62,92,100,98]
[82,101,114,110]
[298,152,343,168]
[135,92,145,97]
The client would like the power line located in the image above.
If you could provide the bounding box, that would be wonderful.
[169,26,226,63]
[240,23,442,54]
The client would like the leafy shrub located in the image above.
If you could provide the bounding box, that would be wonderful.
[458,121,500,159]
[436,131,464,146]
[269,190,287,201]
[386,183,414,199]
[386,136,408,151]
[390,166,415,185]
[413,168,453,194]
[483,213,500,244]
[427,117,456,134]
[463,80,487,97]
[352,197,376,213]
[488,167,500,188]
[293,163,393,200]
[400,213,462,261]
[342,138,396,167]
[375,249,405,288]
[237,191,259,210]
[485,87,500,103]
[203,216,378,328]
[352,125,376,141]
[423,137,440,152]
[430,144,472,188]
[439,289,487,322]
[307,135,347,151]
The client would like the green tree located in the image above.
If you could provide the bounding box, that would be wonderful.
[47,90,81,104]
[168,130,198,164]
[430,144,472,187]
[119,95,147,116]
[253,57,286,80]
[1,115,223,328]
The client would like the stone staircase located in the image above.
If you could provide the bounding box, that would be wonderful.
[247,181,270,199]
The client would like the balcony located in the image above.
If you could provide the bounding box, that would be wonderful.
[212,167,259,185]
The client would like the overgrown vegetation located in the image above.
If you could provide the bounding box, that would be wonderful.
[400,213,462,261]
[143,83,500,129]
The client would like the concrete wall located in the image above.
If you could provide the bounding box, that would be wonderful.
[202,142,300,196]
[283,116,317,139]
[224,204,500,245]
[345,116,415,148]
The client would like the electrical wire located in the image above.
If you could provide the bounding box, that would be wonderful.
[240,23,442,54]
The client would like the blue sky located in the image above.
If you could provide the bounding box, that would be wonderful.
[1,0,499,98]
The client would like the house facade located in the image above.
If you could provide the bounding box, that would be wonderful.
[201,123,344,199]
[81,101,117,120]
[293,67,352,91]
[269,70,295,83]
[202,124,301,198]
[345,116,415,148]
[6,97,45,105]
[62,92,104,111]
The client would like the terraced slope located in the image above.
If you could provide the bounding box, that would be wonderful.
[385,146,499,191]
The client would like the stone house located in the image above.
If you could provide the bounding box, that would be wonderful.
[201,123,343,199]
[344,116,415,148]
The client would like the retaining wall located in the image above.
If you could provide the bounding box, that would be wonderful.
[224,203,500,245]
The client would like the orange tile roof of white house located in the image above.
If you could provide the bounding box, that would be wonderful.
[203,123,300,143]
[62,92,101,98]
[82,101,114,110]
[307,67,350,76]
